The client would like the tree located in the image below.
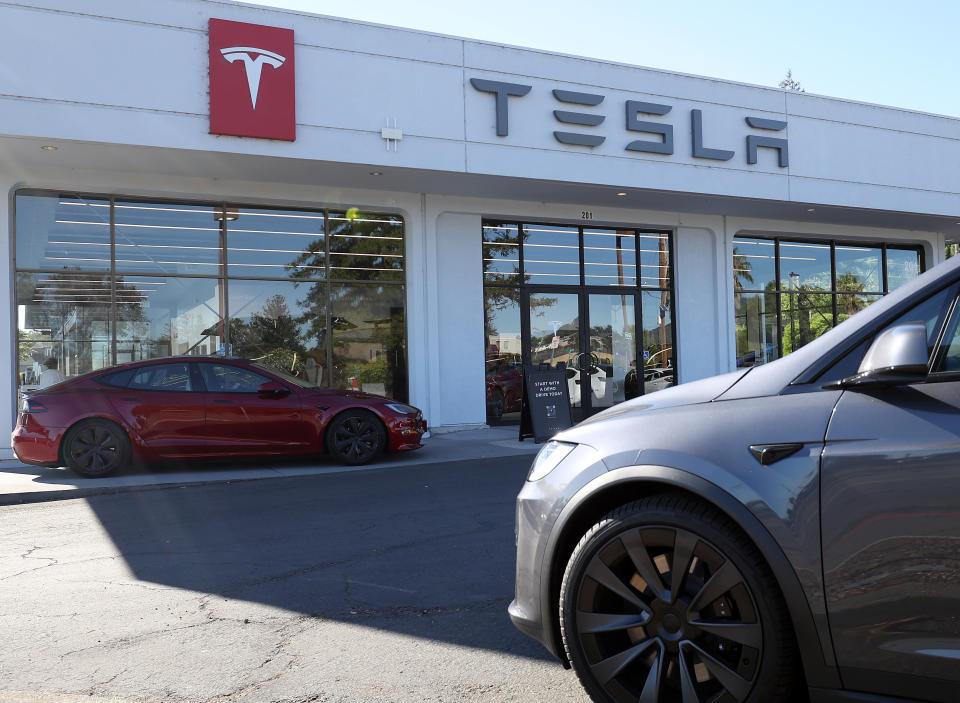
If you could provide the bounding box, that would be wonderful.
[260,293,291,322]
[779,69,804,92]
[732,245,754,308]
[283,211,410,397]
[229,294,310,374]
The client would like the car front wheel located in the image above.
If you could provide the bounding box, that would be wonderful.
[325,409,386,465]
[560,495,800,703]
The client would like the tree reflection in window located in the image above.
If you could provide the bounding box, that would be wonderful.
[733,236,922,367]
[15,194,408,401]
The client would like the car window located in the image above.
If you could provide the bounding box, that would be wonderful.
[932,303,960,373]
[250,362,319,389]
[199,363,273,393]
[127,363,194,392]
[816,285,956,385]
[98,368,135,388]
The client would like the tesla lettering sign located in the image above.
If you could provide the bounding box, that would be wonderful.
[209,18,295,141]
[471,79,789,167]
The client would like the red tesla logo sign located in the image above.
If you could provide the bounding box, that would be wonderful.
[209,18,296,141]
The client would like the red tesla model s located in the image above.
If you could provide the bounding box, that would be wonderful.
[12,357,427,477]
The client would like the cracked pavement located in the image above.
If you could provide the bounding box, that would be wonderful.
[0,455,589,703]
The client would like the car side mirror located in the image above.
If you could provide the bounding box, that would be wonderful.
[826,322,929,390]
[257,381,290,397]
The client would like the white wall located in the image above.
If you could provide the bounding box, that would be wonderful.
[675,222,727,381]
[1,175,15,458]
[425,211,486,430]
[3,0,960,218]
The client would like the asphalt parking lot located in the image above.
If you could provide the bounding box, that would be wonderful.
[0,449,590,703]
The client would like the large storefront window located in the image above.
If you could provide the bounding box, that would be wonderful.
[482,221,676,424]
[733,235,923,367]
[14,192,407,401]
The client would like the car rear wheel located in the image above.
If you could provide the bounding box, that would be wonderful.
[325,409,386,465]
[62,419,131,478]
[560,495,800,703]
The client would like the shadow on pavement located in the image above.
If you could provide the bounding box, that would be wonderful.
[81,454,554,661]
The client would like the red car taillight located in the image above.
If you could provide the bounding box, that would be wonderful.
[21,398,48,414]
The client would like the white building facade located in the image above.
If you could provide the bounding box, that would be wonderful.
[3,0,960,457]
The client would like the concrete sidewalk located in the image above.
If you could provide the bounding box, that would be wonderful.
[0,427,539,505]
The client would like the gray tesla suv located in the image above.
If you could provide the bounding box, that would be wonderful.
[510,254,960,703]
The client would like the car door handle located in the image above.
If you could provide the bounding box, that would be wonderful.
[213,399,233,405]
[121,397,141,402]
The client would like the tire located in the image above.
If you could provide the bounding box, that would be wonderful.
[325,409,386,465]
[489,388,505,421]
[61,419,131,478]
[559,495,800,703]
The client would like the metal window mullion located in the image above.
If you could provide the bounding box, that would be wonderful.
[221,203,230,280]
[635,286,645,395]
[667,230,678,382]
[517,223,525,284]
[830,242,838,328]
[519,287,532,371]
[634,229,642,293]
[325,209,333,389]
[881,242,889,293]
[633,286,647,396]
[110,197,117,366]
[579,226,585,286]
[221,203,229,352]
[11,194,18,407]
[774,239,783,358]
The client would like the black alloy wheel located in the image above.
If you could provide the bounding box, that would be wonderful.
[62,419,131,478]
[326,409,386,465]
[560,496,799,703]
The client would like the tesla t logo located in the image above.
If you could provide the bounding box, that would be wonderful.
[209,19,296,141]
[219,46,287,109]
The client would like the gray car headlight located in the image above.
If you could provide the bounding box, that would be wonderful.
[527,441,576,482]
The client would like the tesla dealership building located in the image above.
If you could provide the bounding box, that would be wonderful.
[3,0,960,457]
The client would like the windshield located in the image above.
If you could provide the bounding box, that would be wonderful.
[251,361,322,389]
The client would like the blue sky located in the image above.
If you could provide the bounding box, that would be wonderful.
[249,0,959,117]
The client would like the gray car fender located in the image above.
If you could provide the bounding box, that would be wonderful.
[541,461,842,690]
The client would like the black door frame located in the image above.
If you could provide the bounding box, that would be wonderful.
[521,285,643,418]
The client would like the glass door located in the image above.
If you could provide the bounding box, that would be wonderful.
[524,288,639,420]
[586,292,638,413]
[526,291,584,421]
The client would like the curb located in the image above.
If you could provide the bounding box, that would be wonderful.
[0,451,537,507]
